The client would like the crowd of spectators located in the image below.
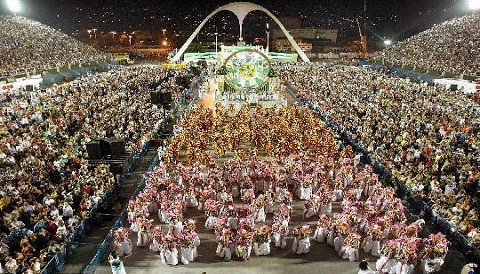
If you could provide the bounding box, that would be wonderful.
[0,15,112,77]
[370,13,480,78]
[281,65,480,246]
[0,65,192,273]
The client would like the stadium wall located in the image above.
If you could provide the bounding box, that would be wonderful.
[41,61,118,86]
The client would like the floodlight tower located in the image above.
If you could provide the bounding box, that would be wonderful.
[6,0,21,15]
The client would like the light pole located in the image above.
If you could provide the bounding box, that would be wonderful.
[266,23,270,52]
[214,32,218,53]
[92,28,97,39]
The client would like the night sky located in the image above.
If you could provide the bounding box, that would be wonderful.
[0,0,472,43]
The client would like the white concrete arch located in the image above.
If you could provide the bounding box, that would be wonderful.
[171,2,310,63]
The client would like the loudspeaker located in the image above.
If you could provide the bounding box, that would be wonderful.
[150,91,161,104]
[109,163,126,175]
[159,92,172,104]
[97,139,112,158]
[450,84,458,91]
[108,138,126,157]
[86,141,103,159]
[25,85,34,92]
[162,122,174,134]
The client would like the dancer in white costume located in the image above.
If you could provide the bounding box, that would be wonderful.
[136,226,151,247]
[297,181,313,200]
[264,191,274,214]
[113,228,132,257]
[275,183,288,202]
[179,233,196,265]
[254,195,266,223]
[180,220,200,264]
[394,258,415,274]
[149,226,166,265]
[216,229,234,261]
[375,240,398,274]
[236,227,254,260]
[420,233,449,274]
[314,214,331,242]
[303,196,319,219]
[164,240,179,266]
[363,224,382,257]
[109,252,127,274]
[253,225,271,256]
[184,188,198,208]
[339,232,360,262]
[291,225,312,254]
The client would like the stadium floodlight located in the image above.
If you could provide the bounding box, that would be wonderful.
[384,39,392,46]
[6,0,21,13]
[468,0,480,10]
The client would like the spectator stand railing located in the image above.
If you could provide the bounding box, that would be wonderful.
[0,56,115,84]
[284,82,480,263]
[362,59,479,83]
[358,60,437,84]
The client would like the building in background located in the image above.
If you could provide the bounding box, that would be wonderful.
[270,17,338,53]
[271,27,338,53]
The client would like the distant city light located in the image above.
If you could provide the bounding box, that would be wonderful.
[384,39,392,46]
[6,0,21,13]
[468,0,480,10]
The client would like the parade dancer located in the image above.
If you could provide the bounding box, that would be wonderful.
[113,228,132,257]
[313,214,331,242]
[292,225,312,254]
[339,232,361,262]
[149,226,166,265]
[164,233,179,266]
[108,252,127,274]
[253,224,271,256]
[216,228,234,261]
[376,240,398,274]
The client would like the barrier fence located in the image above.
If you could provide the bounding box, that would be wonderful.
[284,82,480,263]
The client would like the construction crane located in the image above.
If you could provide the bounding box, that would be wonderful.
[356,17,367,59]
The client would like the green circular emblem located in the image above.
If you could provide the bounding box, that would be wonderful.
[224,49,271,92]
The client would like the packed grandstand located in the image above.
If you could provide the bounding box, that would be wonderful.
[0,8,479,274]
[370,13,480,78]
[0,15,111,77]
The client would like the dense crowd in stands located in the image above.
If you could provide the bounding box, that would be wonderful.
[370,13,480,77]
[0,15,112,77]
[0,65,192,273]
[282,65,480,246]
